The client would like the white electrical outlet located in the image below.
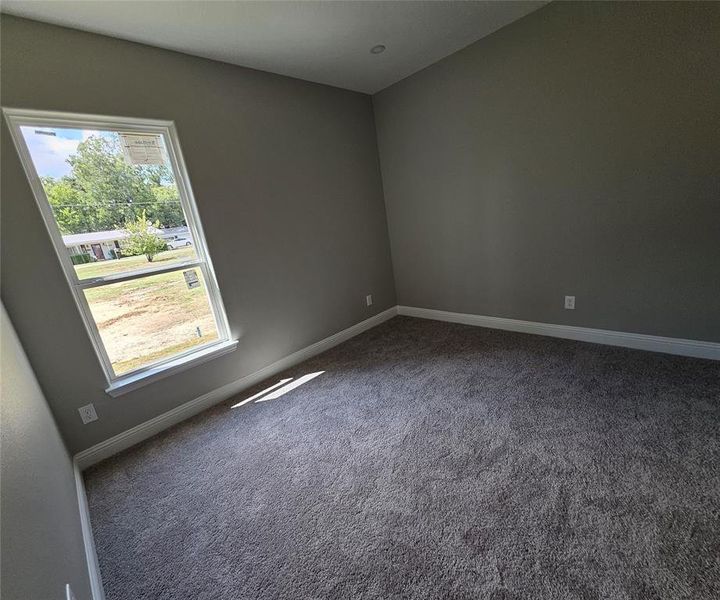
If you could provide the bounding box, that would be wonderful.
[564,295,576,310]
[78,403,98,424]
[366,294,373,307]
[66,584,77,600]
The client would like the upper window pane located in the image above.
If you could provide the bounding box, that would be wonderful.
[20,126,198,280]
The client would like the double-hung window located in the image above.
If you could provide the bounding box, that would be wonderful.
[4,109,235,396]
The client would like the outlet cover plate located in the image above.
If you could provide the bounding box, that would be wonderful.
[78,403,98,424]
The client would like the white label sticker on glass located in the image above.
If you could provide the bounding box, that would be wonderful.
[119,133,165,165]
[184,269,200,289]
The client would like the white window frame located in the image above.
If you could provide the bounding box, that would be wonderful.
[3,108,236,397]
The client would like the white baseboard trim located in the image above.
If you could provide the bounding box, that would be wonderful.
[74,303,716,470]
[397,306,720,361]
[74,307,398,470]
[74,460,106,600]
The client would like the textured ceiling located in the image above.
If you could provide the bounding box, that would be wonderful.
[1,1,547,93]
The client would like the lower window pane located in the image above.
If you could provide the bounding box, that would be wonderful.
[84,269,219,376]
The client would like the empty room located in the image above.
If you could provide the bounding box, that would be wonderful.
[1,1,719,599]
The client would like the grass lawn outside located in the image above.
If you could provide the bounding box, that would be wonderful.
[75,246,197,279]
[81,248,219,376]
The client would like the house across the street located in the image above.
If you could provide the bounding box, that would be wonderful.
[63,229,127,261]
[62,226,190,261]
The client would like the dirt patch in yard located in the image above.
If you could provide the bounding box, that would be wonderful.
[85,266,218,375]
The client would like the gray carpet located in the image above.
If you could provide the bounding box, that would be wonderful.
[84,316,720,600]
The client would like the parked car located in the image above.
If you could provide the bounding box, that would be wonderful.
[166,236,193,250]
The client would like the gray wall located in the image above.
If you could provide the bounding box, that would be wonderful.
[374,1,720,342]
[0,303,93,600]
[1,15,396,453]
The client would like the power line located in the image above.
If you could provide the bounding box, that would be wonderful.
[51,201,182,209]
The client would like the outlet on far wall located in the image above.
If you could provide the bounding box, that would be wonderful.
[564,295,576,310]
[78,403,98,424]
[366,294,373,307]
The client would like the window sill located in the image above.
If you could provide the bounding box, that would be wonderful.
[105,339,238,398]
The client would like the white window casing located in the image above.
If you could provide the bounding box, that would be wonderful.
[3,108,236,396]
